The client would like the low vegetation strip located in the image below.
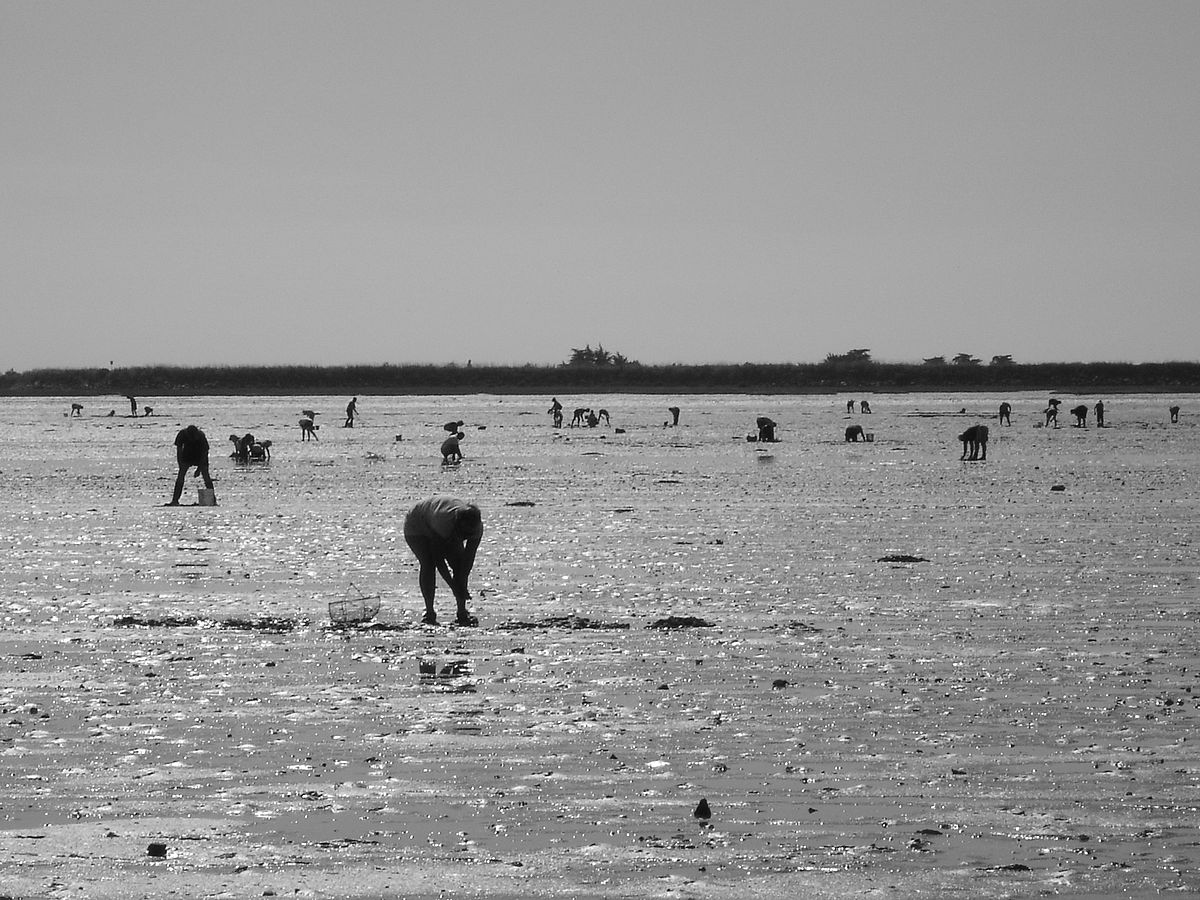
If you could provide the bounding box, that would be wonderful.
[5,360,1200,396]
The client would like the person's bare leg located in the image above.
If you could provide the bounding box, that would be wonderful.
[169,465,187,505]
[418,563,438,623]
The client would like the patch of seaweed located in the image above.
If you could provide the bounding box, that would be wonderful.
[221,616,308,632]
[112,614,307,632]
[340,621,414,632]
[647,615,714,629]
[498,615,631,631]
[112,615,200,628]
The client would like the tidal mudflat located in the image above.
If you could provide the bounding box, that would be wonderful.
[1,392,1198,898]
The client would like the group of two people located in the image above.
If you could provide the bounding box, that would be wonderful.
[169,425,483,626]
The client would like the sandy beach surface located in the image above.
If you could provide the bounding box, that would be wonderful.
[1,392,1197,898]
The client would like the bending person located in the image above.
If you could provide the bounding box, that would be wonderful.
[441,431,464,464]
[169,425,214,505]
[403,497,483,626]
[958,424,989,461]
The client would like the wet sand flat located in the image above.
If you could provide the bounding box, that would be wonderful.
[1,392,1198,898]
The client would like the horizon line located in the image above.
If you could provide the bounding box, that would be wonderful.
[9,358,1200,374]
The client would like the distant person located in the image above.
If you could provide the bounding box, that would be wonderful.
[299,417,319,441]
[860,400,872,414]
[70,403,83,417]
[126,395,138,416]
[958,424,989,461]
[1070,404,1088,427]
[344,397,358,428]
[229,433,254,463]
[548,398,563,428]
[143,406,153,417]
[1094,400,1105,427]
[668,406,680,427]
[1170,405,1180,423]
[845,424,865,442]
[998,402,1011,426]
[169,425,214,506]
[441,431,464,464]
[571,408,588,426]
[846,399,855,414]
[229,433,269,462]
[597,408,610,426]
[1044,405,1058,428]
[403,496,484,626]
[756,417,778,442]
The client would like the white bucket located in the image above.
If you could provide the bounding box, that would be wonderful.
[197,488,217,506]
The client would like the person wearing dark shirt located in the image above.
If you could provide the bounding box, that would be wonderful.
[169,425,214,506]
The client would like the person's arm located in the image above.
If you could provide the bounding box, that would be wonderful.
[459,532,481,580]
[434,556,455,589]
[446,528,482,600]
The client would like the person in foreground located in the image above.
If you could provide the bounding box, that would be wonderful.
[169,425,215,505]
[403,496,483,626]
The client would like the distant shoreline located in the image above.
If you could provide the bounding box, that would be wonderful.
[3,361,1200,397]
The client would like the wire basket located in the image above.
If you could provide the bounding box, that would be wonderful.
[328,586,382,625]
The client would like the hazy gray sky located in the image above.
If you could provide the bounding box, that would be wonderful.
[4,2,1199,370]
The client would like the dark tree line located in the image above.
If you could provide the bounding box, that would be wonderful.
[5,359,1200,396]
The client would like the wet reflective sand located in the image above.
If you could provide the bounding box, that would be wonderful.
[1,393,1198,898]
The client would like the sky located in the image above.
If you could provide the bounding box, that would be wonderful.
[3,1,1199,370]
